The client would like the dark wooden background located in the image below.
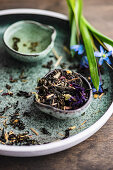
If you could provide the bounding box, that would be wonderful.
[0,0,113,169]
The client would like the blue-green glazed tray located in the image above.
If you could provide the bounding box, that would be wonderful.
[0,9,113,157]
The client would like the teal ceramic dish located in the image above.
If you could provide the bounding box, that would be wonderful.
[0,9,112,157]
[3,20,56,62]
[35,69,92,119]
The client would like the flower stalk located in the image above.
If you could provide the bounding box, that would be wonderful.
[66,0,113,90]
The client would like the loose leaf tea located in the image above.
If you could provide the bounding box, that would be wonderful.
[28,42,38,52]
[17,91,32,98]
[42,60,53,70]
[9,76,18,83]
[0,129,39,146]
[36,69,89,110]
[6,84,11,90]
[0,106,11,116]
[12,37,20,51]
[41,128,51,135]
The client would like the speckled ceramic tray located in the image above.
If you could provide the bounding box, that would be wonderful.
[0,9,113,157]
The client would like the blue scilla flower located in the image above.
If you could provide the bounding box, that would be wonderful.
[70,45,84,55]
[92,81,103,93]
[94,46,112,66]
[80,56,89,68]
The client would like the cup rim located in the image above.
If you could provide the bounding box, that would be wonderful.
[3,20,56,57]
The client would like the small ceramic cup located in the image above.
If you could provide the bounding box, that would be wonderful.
[3,20,56,62]
[35,69,93,119]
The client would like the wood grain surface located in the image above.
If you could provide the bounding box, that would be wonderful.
[0,0,113,169]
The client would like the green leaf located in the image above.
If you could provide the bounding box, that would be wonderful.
[68,0,76,11]
[89,33,98,51]
[83,17,113,46]
[80,17,99,90]
[70,17,77,46]
[66,0,77,55]
[75,0,83,28]
[66,0,83,54]
[75,0,82,42]
[67,0,82,43]
[93,34,108,51]
[70,17,77,56]
[66,0,74,26]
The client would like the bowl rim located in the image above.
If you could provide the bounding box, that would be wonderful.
[3,20,56,57]
[35,69,93,114]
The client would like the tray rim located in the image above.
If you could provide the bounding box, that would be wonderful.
[0,8,113,157]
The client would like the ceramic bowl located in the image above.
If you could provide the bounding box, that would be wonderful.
[3,20,56,62]
[35,69,93,119]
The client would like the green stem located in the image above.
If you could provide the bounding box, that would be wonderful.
[83,17,113,46]
[66,0,74,27]
[93,34,108,51]
[80,17,99,90]
[70,17,77,56]
[75,0,83,43]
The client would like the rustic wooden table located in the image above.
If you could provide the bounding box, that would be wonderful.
[0,0,113,169]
